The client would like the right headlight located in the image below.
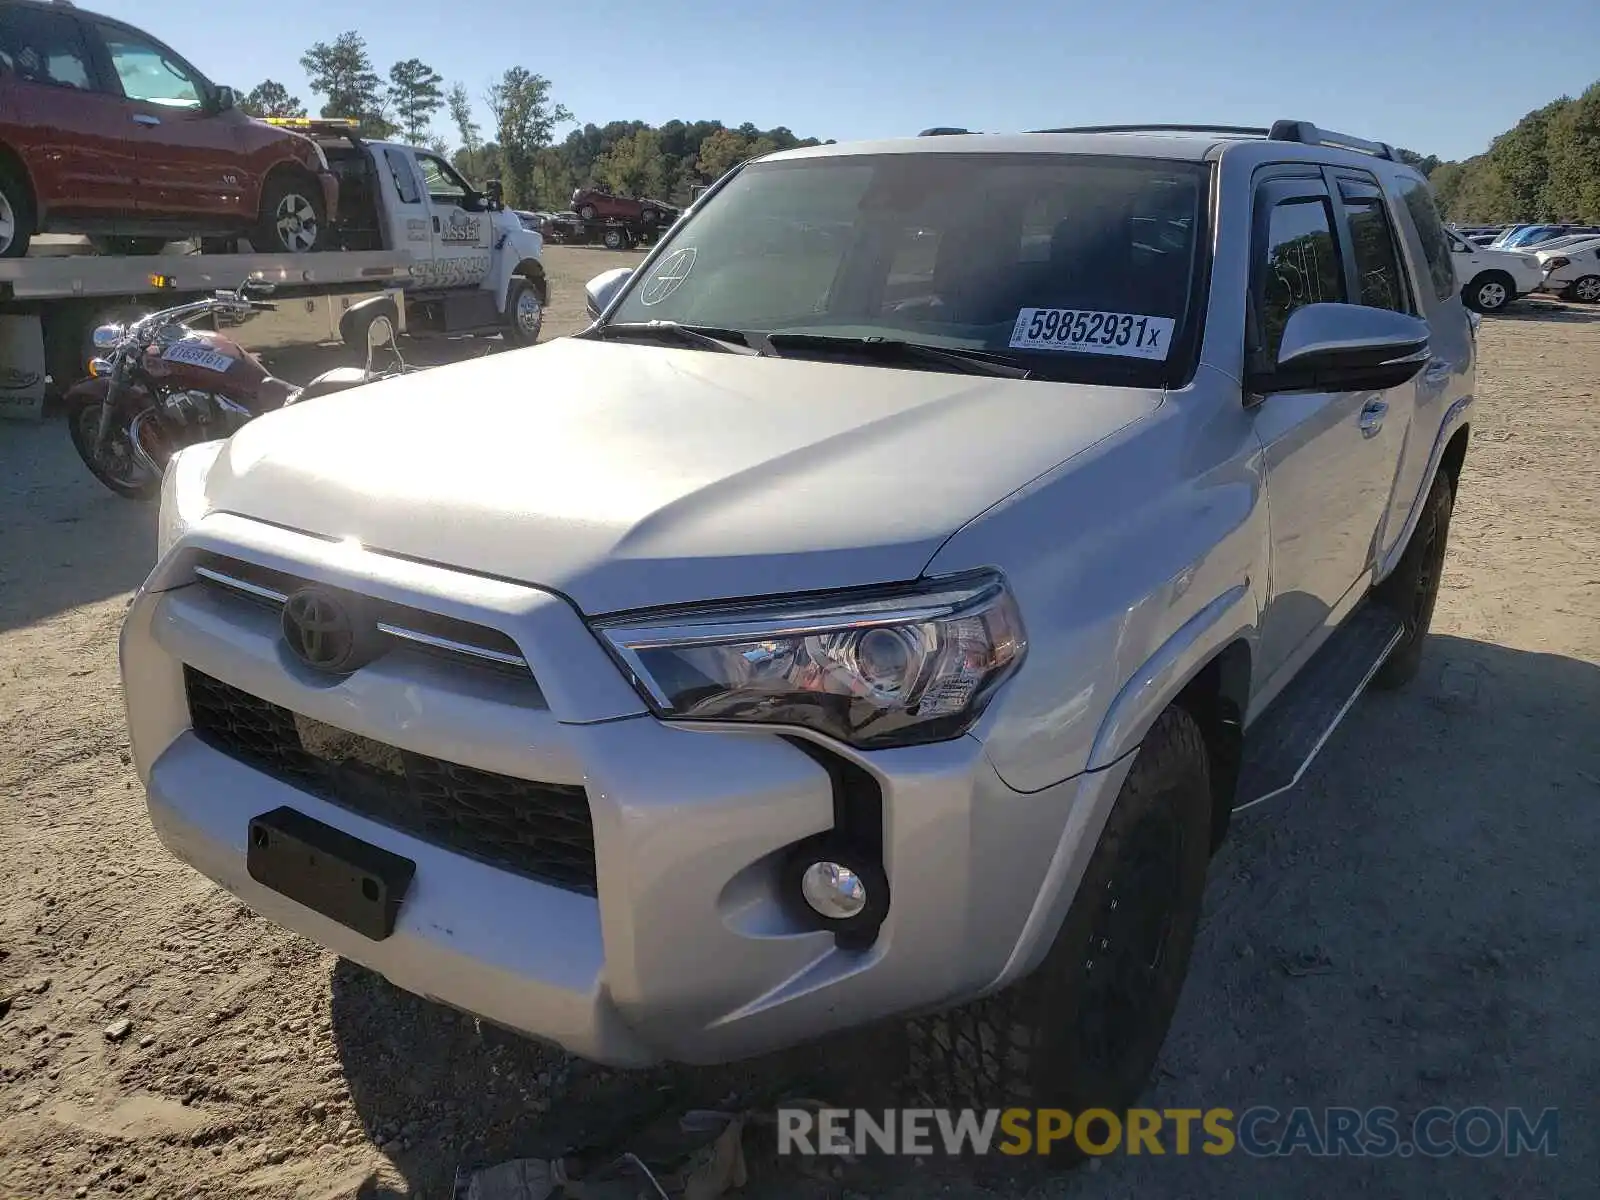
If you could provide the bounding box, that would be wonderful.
[157,439,225,559]
[595,572,1026,749]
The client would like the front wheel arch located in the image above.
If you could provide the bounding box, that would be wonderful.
[510,258,548,306]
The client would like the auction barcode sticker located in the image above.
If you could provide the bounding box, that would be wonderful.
[1009,308,1176,360]
[163,342,234,373]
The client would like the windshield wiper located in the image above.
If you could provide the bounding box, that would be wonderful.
[764,333,1030,378]
[587,321,761,355]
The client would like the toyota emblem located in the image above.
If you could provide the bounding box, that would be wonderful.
[281,588,381,674]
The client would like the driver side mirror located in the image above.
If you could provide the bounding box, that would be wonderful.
[483,179,504,211]
[585,267,634,320]
[1248,303,1431,396]
[213,85,238,112]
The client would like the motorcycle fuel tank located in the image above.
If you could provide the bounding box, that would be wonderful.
[141,330,271,405]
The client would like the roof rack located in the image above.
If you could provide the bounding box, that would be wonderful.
[1266,119,1395,160]
[1028,123,1271,137]
[1024,120,1396,160]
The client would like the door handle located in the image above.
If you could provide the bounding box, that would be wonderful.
[432,216,440,233]
[131,114,161,127]
[1358,399,1387,438]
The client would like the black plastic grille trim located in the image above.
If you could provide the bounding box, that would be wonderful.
[184,667,596,895]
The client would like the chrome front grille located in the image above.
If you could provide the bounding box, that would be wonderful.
[191,552,532,678]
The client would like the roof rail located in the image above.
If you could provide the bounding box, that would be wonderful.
[1027,123,1270,137]
[918,127,972,136]
[1267,120,1395,161]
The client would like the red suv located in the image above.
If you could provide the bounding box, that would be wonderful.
[0,0,338,257]
[570,186,677,227]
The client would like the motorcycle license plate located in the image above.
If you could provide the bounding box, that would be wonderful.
[163,342,234,373]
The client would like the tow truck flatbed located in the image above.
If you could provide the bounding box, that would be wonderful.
[0,249,413,302]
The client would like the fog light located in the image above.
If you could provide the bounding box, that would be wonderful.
[783,839,890,948]
[800,861,867,919]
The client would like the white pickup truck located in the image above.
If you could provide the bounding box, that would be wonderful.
[0,120,545,420]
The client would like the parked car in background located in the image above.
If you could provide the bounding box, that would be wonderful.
[570,186,677,227]
[1443,226,1543,312]
[0,0,339,257]
[1535,237,1600,303]
[1492,223,1600,250]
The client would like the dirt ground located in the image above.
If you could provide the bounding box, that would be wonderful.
[2,249,1597,1199]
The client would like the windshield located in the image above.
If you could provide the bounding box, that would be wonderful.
[606,153,1208,385]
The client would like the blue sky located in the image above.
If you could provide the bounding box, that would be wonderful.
[88,0,1598,162]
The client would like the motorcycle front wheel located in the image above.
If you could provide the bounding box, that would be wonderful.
[66,400,162,501]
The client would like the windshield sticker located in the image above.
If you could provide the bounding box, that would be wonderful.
[640,247,696,306]
[1009,308,1176,360]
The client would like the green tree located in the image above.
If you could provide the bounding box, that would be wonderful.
[484,68,572,208]
[1541,82,1600,221]
[596,128,665,198]
[695,127,750,182]
[446,82,481,156]
[387,58,445,145]
[299,32,393,137]
[239,79,305,119]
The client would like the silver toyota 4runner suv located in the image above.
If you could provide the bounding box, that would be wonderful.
[121,119,1474,1117]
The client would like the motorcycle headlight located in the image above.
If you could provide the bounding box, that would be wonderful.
[157,440,225,558]
[91,323,124,349]
[595,573,1026,749]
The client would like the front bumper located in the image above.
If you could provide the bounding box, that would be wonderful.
[121,514,1117,1066]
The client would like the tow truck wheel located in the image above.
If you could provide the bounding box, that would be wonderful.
[603,227,628,250]
[0,163,35,259]
[505,279,543,346]
[255,175,326,254]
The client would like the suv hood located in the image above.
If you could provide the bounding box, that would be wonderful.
[205,338,1161,614]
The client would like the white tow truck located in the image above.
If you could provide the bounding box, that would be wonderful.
[0,119,546,420]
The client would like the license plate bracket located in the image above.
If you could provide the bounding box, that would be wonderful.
[247,806,415,941]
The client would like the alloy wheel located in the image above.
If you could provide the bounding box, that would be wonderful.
[0,190,14,255]
[275,193,319,253]
[1477,280,1507,310]
[1575,276,1600,303]
[514,290,543,339]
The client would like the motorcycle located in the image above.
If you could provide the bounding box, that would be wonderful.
[64,277,414,500]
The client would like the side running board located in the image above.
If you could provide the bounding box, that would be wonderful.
[1233,605,1404,812]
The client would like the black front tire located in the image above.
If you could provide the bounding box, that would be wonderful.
[1464,272,1514,313]
[504,278,543,346]
[0,162,35,259]
[904,706,1213,1153]
[65,399,161,501]
[578,203,598,222]
[254,174,326,254]
[602,227,627,250]
[1371,470,1454,689]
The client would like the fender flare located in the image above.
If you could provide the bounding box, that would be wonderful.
[1085,581,1257,771]
[510,257,548,306]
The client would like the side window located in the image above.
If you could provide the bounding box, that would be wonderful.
[383,149,421,205]
[1342,197,1410,313]
[98,28,203,108]
[417,155,468,205]
[0,8,94,90]
[1256,196,1344,360]
[1398,178,1458,302]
